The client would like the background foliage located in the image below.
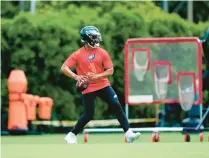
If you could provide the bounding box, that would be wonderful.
[1,1,209,124]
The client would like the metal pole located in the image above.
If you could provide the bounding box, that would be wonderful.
[163,0,169,13]
[188,0,193,23]
[19,0,25,11]
[195,106,209,130]
[155,104,160,126]
[125,104,129,119]
[30,0,36,15]
[200,104,203,119]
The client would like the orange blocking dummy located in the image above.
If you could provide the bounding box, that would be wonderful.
[7,70,28,131]
[24,94,39,121]
[8,70,27,93]
[8,101,28,130]
[39,97,53,119]
[9,93,21,101]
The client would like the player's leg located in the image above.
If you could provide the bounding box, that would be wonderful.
[96,86,129,132]
[72,93,96,134]
[96,86,140,143]
[64,92,96,144]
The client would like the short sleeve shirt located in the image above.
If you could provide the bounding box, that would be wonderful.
[64,47,113,94]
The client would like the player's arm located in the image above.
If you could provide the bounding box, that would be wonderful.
[61,64,78,80]
[88,67,114,80]
[98,67,114,77]
[101,49,114,77]
[61,53,87,81]
[61,64,88,81]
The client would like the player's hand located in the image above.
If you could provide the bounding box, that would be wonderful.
[74,75,89,82]
[87,72,101,80]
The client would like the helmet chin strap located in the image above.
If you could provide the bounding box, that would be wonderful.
[87,43,100,48]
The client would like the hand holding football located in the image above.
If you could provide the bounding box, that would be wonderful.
[75,76,89,92]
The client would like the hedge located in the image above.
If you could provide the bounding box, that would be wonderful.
[1,1,209,122]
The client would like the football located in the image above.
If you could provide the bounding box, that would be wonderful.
[76,78,90,92]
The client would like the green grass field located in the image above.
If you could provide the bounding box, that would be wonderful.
[1,132,209,158]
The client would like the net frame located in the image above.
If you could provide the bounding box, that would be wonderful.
[124,37,203,105]
[131,48,151,81]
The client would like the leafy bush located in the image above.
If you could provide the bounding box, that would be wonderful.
[1,2,209,122]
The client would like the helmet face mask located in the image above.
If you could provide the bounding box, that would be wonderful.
[80,26,102,48]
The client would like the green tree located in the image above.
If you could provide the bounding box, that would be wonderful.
[1,1,209,124]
